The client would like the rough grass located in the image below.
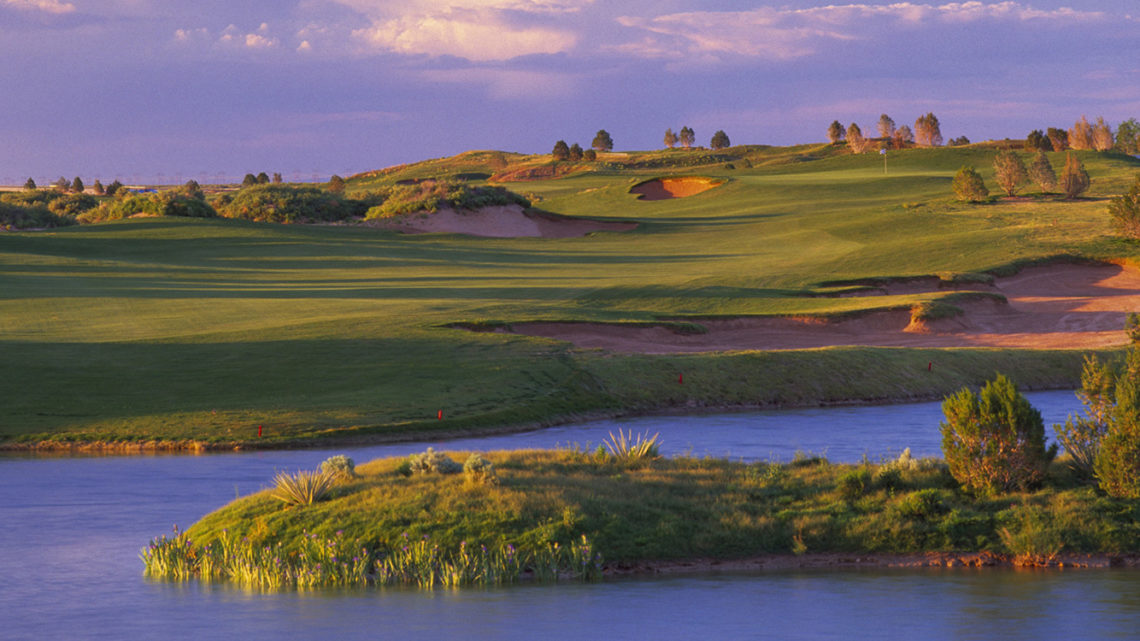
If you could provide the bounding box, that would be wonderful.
[2,146,1139,446]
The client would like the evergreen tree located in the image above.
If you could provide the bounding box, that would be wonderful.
[272,172,283,184]
[591,129,613,152]
[952,165,988,202]
[1108,174,1140,238]
[941,374,1054,494]
[551,140,570,161]
[664,128,678,149]
[827,120,845,144]
[242,173,258,187]
[1047,127,1069,152]
[1094,349,1140,498]
[71,176,84,193]
[92,179,104,195]
[1025,129,1052,152]
[23,178,36,190]
[183,179,204,200]
[327,174,346,194]
[256,172,270,185]
[992,150,1028,197]
[568,143,583,161]
[710,130,730,150]
[1028,150,1057,193]
[679,126,695,149]
[583,149,597,161]
[1060,153,1090,199]
[54,176,69,190]
[1115,118,1140,154]
[105,179,123,197]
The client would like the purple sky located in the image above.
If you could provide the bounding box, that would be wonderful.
[2,0,1139,184]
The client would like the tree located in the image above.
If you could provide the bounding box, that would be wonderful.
[892,125,913,149]
[1059,153,1090,199]
[242,173,258,187]
[1094,349,1140,498]
[710,130,731,150]
[583,149,597,161]
[1092,116,1114,152]
[1055,355,1115,476]
[1025,130,1052,152]
[92,179,104,195]
[256,172,270,185]
[1028,150,1056,194]
[952,165,988,202]
[1115,118,1140,154]
[877,114,895,139]
[948,136,970,147]
[105,179,123,197]
[1108,174,1140,238]
[827,120,845,144]
[182,179,204,200]
[664,128,678,149]
[71,176,84,193]
[846,122,867,153]
[591,129,613,152]
[272,172,283,184]
[1046,127,1069,152]
[1069,116,1094,151]
[679,126,695,149]
[940,374,1054,494]
[327,174,345,194]
[54,176,69,190]
[23,178,36,190]
[551,140,570,161]
[992,150,1028,197]
[914,112,943,147]
[568,143,583,161]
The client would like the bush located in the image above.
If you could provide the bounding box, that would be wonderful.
[320,455,358,481]
[79,190,217,223]
[213,185,353,223]
[837,467,872,500]
[1059,153,1090,199]
[1108,175,1140,239]
[407,448,462,475]
[992,150,1028,197]
[1094,349,1140,498]
[952,165,989,202]
[1055,355,1114,476]
[364,181,529,220]
[0,201,74,229]
[940,374,1055,494]
[463,453,498,485]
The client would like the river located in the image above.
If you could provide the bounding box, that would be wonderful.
[4,390,1140,640]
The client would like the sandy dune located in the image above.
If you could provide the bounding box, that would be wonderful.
[630,177,721,201]
[506,263,1140,353]
[374,204,636,238]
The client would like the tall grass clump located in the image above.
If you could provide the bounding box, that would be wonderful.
[602,428,660,461]
[272,469,335,506]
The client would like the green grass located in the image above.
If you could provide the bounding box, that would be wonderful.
[3,145,1140,446]
[149,448,1140,588]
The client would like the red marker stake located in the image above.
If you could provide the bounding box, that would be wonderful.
[928,362,932,372]
[258,425,263,437]
[438,410,443,420]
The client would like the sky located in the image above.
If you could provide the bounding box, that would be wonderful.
[2,0,1139,184]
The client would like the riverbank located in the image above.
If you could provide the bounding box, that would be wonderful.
[148,448,1140,589]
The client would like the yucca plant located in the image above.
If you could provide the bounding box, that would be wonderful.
[603,428,661,461]
[272,469,335,506]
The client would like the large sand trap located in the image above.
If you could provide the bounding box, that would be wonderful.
[373,204,636,238]
[630,177,721,201]
[504,263,1140,353]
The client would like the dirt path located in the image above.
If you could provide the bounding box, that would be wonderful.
[507,263,1140,353]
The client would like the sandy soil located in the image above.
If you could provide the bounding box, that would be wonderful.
[630,177,721,201]
[506,263,1140,352]
[372,204,637,238]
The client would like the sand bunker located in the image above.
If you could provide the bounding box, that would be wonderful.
[503,263,1140,353]
[631,177,721,201]
[373,204,636,238]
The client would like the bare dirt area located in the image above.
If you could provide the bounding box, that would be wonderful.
[370,204,637,238]
[505,263,1140,353]
[630,177,722,201]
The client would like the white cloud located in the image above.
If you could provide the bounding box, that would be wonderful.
[3,0,75,13]
[616,2,1108,62]
[331,0,592,15]
[353,10,575,60]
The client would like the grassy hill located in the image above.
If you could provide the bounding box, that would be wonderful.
[2,144,1138,447]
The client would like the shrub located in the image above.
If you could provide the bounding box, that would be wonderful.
[0,201,74,229]
[319,455,358,481]
[271,469,335,506]
[998,504,1063,564]
[837,467,872,500]
[1055,355,1114,475]
[992,150,1028,197]
[1028,150,1057,194]
[407,448,462,475]
[213,185,353,223]
[80,190,217,223]
[895,489,947,520]
[1108,175,1140,239]
[463,453,498,485]
[1059,153,1090,199]
[1094,349,1140,498]
[940,374,1055,494]
[364,181,529,220]
[1128,313,1140,344]
[952,165,989,202]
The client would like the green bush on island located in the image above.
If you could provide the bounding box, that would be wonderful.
[0,201,76,229]
[79,190,217,223]
[213,184,356,223]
